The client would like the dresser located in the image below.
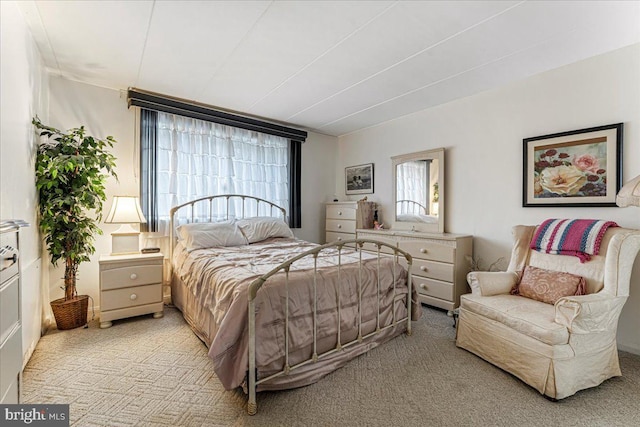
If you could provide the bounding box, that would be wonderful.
[1,221,27,404]
[356,229,472,313]
[99,253,164,328]
[325,201,375,247]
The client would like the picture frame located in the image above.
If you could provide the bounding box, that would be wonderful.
[345,163,374,195]
[523,123,623,207]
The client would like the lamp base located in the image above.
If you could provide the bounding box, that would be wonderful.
[111,224,140,255]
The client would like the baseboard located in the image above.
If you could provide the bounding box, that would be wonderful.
[22,337,38,370]
[617,343,640,356]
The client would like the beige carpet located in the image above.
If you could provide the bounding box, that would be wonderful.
[22,306,640,426]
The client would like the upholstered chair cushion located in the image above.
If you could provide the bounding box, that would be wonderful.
[511,266,586,305]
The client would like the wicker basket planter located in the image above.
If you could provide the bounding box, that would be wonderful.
[51,295,89,330]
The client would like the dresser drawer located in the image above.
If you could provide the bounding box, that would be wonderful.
[101,265,162,291]
[101,283,162,311]
[413,277,454,301]
[401,258,454,282]
[326,231,355,245]
[326,219,356,234]
[0,276,19,344]
[399,240,455,263]
[326,205,356,220]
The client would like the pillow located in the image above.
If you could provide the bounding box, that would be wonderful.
[176,222,248,251]
[236,217,294,243]
[176,221,231,241]
[511,266,586,305]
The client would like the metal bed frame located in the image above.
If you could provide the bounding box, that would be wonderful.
[169,195,413,415]
[396,199,428,215]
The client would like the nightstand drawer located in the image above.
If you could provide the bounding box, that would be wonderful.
[101,265,162,290]
[326,219,356,234]
[101,283,162,311]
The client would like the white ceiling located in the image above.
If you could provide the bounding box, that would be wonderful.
[17,1,640,137]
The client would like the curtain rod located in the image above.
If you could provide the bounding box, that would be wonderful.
[127,88,308,142]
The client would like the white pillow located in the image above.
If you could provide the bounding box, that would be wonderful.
[176,221,222,241]
[176,222,248,251]
[236,217,294,243]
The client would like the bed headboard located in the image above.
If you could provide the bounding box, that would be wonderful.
[169,194,287,261]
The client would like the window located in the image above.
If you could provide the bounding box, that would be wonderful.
[139,110,302,233]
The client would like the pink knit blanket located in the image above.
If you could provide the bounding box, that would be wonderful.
[530,219,618,263]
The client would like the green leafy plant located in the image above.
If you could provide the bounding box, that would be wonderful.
[33,117,117,301]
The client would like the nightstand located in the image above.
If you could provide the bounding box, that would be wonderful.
[99,253,164,328]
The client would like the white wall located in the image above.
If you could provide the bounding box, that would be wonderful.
[47,78,139,312]
[47,77,338,312]
[337,44,640,354]
[0,1,49,365]
[295,132,338,243]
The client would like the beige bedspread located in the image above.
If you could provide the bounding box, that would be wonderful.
[172,237,420,390]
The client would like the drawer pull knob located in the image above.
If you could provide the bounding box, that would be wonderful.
[338,237,343,241]
[130,273,138,280]
[420,248,428,254]
[130,293,138,300]
[337,224,342,229]
[420,266,428,272]
[338,211,343,215]
[420,284,428,290]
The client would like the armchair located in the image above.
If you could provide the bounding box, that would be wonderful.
[456,225,640,399]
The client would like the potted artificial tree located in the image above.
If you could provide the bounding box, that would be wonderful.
[33,117,117,330]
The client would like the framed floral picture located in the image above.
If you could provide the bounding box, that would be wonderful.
[345,163,374,195]
[523,123,623,207]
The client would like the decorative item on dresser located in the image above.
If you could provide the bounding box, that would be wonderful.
[0,220,28,404]
[357,228,472,315]
[325,201,375,247]
[99,252,164,329]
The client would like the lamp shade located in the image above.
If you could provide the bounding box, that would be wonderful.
[616,175,640,208]
[105,196,147,224]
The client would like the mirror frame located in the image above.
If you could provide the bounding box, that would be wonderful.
[391,148,445,234]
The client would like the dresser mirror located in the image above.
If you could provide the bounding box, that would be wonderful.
[391,148,444,233]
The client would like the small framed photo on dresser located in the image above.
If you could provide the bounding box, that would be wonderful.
[346,163,374,195]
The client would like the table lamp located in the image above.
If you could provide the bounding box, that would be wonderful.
[104,196,147,254]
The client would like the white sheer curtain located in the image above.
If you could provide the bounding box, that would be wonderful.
[155,112,289,233]
[396,160,428,215]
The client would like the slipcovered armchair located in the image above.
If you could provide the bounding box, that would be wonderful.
[456,225,640,400]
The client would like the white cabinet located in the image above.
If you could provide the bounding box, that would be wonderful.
[357,229,472,313]
[1,221,23,404]
[99,253,164,328]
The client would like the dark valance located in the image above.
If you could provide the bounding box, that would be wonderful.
[127,88,307,142]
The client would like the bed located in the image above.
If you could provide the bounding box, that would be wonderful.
[169,195,420,414]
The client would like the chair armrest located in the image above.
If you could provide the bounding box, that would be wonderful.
[554,294,627,333]
[467,271,519,296]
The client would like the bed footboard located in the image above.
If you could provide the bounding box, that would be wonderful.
[247,239,413,415]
